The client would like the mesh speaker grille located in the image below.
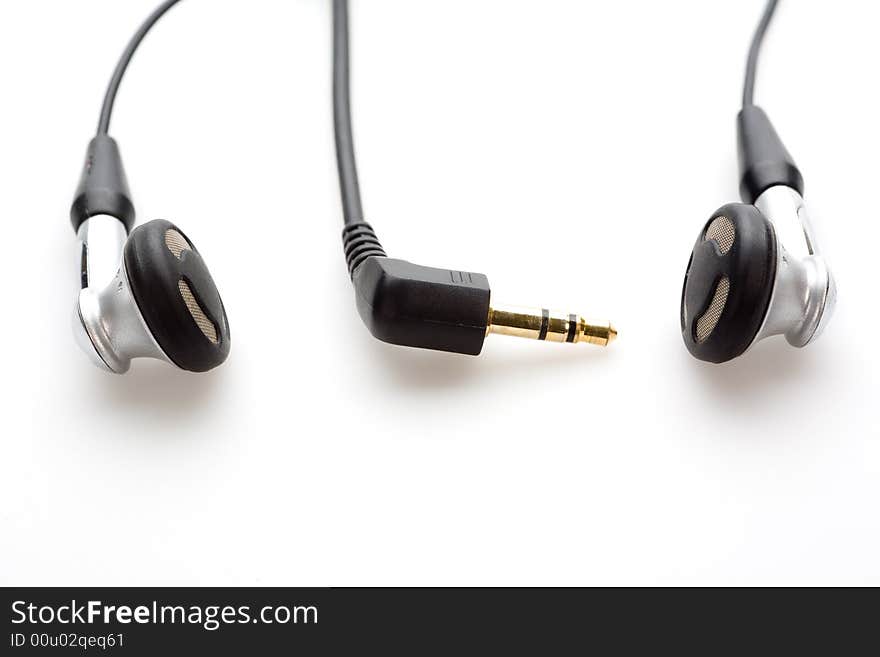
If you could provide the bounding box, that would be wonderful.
[695,277,730,343]
[178,280,219,344]
[705,216,736,255]
[165,229,191,259]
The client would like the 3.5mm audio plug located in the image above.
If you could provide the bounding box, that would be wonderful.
[333,1,614,359]
[488,305,617,346]
[343,223,616,356]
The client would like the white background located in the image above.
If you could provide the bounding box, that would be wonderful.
[1,0,878,586]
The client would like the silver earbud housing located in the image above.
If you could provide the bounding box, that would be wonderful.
[752,185,836,349]
[73,215,170,373]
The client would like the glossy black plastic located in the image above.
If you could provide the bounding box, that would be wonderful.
[737,105,804,204]
[681,204,777,363]
[124,219,230,372]
[351,256,491,356]
[70,136,136,233]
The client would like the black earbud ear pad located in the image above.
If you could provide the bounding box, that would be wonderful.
[680,203,777,363]
[124,219,230,372]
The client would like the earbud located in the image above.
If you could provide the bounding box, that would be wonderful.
[681,2,837,364]
[680,107,835,364]
[69,0,230,375]
[681,203,775,363]
[72,136,230,374]
[75,217,230,374]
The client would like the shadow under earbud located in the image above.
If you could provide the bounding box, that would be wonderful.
[693,337,825,401]
[93,358,226,416]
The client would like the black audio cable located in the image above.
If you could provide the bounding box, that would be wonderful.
[98,0,184,135]
[71,0,185,236]
[742,0,778,108]
[735,0,802,205]
[333,0,616,355]
[333,0,363,226]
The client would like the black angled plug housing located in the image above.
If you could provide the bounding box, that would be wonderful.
[342,223,491,355]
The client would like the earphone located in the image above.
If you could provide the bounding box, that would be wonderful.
[72,0,228,374]
[71,0,616,374]
[72,0,835,373]
[680,0,836,363]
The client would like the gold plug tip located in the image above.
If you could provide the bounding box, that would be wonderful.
[580,320,617,346]
[487,304,617,347]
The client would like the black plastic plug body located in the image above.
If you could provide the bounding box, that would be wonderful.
[353,256,491,355]
[341,222,618,354]
[343,222,491,355]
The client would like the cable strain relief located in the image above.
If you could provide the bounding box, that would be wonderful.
[342,222,386,278]
[70,135,136,233]
[737,105,804,204]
